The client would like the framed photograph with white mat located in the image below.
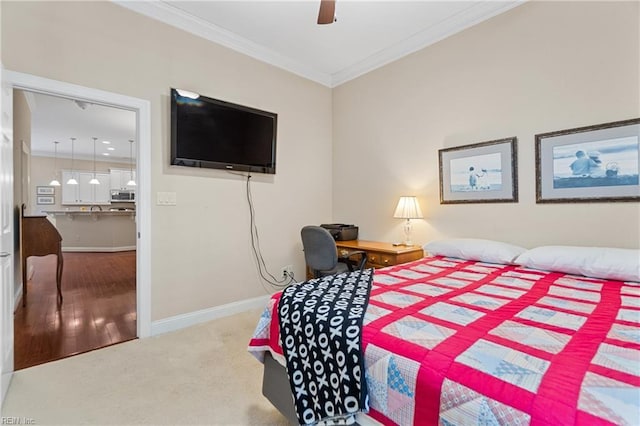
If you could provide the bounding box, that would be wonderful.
[36,195,55,205]
[36,186,54,195]
[439,137,518,204]
[535,118,640,203]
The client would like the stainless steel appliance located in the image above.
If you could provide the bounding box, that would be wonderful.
[110,190,135,202]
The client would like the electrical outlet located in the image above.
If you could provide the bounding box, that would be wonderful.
[281,265,294,280]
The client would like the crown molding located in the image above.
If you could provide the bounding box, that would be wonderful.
[113,0,333,87]
[330,1,526,87]
[113,0,524,89]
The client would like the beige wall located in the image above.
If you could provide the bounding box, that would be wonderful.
[13,92,30,212]
[3,1,639,324]
[333,1,640,249]
[2,1,334,320]
[12,90,30,299]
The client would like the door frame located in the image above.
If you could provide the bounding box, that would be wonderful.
[1,65,16,410]
[2,70,151,338]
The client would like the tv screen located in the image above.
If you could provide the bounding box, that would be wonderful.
[170,88,277,174]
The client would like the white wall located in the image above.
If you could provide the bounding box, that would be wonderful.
[1,1,334,320]
[333,1,640,249]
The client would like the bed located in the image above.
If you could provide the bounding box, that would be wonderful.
[248,241,640,425]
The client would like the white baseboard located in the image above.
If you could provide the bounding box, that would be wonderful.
[150,294,272,336]
[62,246,136,253]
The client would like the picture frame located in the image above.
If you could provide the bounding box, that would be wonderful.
[36,196,55,205]
[36,186,55,195]
[439,137,518,204]
[535,118,640,203]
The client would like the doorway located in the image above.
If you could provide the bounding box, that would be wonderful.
[14,89,139,369]
[1,71,151,381]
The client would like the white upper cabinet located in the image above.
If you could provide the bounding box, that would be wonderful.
[62,170,111,205]
[61,170,79,205]
[110,168,136,191]
[93,173,111,204]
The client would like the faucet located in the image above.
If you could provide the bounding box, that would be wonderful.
[90,205,103,212]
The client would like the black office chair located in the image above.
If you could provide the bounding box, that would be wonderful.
[301,226,367,279]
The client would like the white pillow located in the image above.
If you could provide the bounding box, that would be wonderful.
[514,246,640,282]
[423,238,527,265]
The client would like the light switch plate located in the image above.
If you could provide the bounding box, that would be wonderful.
[157,192,177,206]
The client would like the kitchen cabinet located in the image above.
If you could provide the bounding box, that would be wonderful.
[61,171,78,204]
[110,168,136,191]
[92,174,111,203]
[62,170,111,205]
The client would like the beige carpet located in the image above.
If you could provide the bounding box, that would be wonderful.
[2,309,289,425]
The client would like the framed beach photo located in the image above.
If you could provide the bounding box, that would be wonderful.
[36,196,55,205]
[536,118,640,203]
[439,137,518,204]
[36,186,54,195]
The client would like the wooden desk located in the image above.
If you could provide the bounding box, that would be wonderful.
[20,206,63,307]
[336,240,424,269]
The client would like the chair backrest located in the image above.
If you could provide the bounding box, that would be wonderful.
[301,226,337,272]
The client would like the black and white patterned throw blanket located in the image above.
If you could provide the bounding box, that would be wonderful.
[278,268,373,425]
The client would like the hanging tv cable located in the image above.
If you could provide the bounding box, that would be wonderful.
[242,173,295,289]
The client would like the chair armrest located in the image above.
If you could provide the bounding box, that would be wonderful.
[338,250,368,272]
[340,250,367,260]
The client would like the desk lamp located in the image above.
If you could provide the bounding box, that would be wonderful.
[393,196,423,246]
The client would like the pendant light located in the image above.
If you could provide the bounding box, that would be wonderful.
[66,137,78,185]
[126,139,136,186]
[49,141,61,186]
[89,137,100,185]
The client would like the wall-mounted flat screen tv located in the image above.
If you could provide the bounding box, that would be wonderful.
[170,88,277,174]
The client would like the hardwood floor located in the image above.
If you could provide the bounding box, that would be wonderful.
[14,251,137,370]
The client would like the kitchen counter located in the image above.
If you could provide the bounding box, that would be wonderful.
[44,209,135,218]
[43,210,136,252]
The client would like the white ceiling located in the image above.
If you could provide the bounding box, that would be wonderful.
[28,91,137,164]
[31,1,523,158]
[116,0,524,87]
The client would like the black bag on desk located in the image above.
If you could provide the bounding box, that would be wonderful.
[320,224,359,241]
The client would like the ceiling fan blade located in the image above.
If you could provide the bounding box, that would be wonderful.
[317,0,336,25]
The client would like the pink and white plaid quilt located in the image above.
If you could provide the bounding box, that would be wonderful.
[249,256,640,425]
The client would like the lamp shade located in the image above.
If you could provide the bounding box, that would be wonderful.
[393,196,423,219]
